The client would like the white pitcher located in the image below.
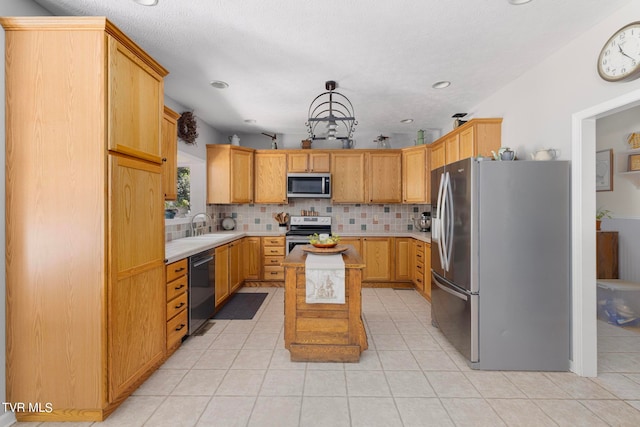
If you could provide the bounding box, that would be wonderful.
[229,134,240,146]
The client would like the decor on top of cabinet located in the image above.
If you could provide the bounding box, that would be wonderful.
[229,134,240,145]
[452,112,468,128]
[301,139,312,149]
[262,132,278,149]
[491,147,516,161]
[177,111,198,144]
[530,148,559,161]
[596,149,613,191]
[596,208,612,231]
[375,135,390,149]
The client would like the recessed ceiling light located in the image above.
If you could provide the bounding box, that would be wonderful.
[133,0,158,6]
[210,80,229,89]
[432,81,451,89]
[400,119,414,124]
[244,119,256,124]
[508,0,532,5]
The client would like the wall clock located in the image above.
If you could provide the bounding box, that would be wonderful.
[597,21,640,82]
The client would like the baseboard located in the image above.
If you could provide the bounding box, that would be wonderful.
[0,411,17,427]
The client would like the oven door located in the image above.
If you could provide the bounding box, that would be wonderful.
[286,237,309,255]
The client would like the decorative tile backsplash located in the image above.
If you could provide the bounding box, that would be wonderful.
[165,200,430,241]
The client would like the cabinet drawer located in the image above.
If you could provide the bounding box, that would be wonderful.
[263,266,284,280]
[262,236,285,247]
[264,256,284,266]
[166,259,188,282]
[166,275,187,301]
[167,292,188,319]
[167,308,188,349]
[263,246,285,256]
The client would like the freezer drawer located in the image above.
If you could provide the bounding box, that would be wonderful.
[431,272,478,363]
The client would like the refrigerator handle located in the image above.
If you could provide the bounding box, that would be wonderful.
[445,171,454,271]
[435,172,446,267]
[433,274,468,301]
[438,172,449,271]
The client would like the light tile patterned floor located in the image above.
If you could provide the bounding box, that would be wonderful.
[13,288,640,426]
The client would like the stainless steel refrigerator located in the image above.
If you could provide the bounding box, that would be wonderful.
[431,158,570,371]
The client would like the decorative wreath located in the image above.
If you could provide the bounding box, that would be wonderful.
[177,112,198,145]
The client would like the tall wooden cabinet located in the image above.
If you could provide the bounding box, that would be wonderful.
[162,106,180,200]
[1,17,168,421]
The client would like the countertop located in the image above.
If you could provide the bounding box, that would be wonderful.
[165,230,431,264]
[282,244,365,268]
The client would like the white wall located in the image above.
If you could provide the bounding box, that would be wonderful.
[0,3,53,425]
[470,2,640,161]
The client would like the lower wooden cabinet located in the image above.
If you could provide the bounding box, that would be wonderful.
[597,231,618,279]
[229,239,242,293]
[262,236,285,281]
[395,238,411,281]
[411,239,431,301]
[362,237,393,282]
[243,237,262,280]
[215,244,230,306]
[166,259,188,350]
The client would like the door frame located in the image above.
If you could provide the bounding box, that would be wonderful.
[571,88,640,376]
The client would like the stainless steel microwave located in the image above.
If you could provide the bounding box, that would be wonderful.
[286,173,331,198]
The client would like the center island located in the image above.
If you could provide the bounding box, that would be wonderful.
[282,244,368,362]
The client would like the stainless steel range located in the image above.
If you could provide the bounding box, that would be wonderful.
[285,215,332,254]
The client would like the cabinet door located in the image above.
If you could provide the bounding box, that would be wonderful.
[215,244,230,306]
[339,237,361,254]
[430,141,445,170]
[331,152,366,203]
[362,237,393,281]
[255,152,287,203]
[108,37,164,163]
[161,106,180,200]
[109,154,165,401]
[402,147,427,203]
[229,240,242,293]
[367,152,402,203]
[459,126,474,161]
[445,134,460,165]
[231,149,254,203]
[395,238,411,281]
[244,237,262,280]
[287,152,309,172]
[309,152,331,172]
[424,243,432,301]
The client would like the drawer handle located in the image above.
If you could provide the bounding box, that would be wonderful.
[174,284,185,290]
[175,302,185,309]
[417,254,422,258]
[175,324,186,331]
[270,272,279,275]
[174,267,185,273]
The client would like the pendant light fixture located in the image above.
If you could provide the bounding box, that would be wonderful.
[306,80,357,142]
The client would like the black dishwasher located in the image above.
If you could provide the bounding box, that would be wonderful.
[188,249,215,335]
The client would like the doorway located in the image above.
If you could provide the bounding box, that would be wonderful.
[572,87,640,376]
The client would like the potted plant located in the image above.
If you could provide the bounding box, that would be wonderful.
[596,208,611,231]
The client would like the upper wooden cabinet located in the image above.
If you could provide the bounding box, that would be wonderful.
[366,151,402,203]
[287,151,331,172]
[1,17,168,421]
[402,145,430,204]
[107,36,165,163]
[430,119,502,170]
[207,145,254,204]
[254,151,288,204]
[162,106,180,200]
[331,152,367,203]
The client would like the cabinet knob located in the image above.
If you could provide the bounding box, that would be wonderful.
[162,157,167,162]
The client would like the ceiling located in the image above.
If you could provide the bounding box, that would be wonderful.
[34,0,630,140]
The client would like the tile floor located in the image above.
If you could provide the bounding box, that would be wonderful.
[13,287,640,426]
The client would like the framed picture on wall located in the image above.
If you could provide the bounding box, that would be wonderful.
[596,149,613,191]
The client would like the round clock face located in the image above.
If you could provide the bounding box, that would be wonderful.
[598,21,640,82]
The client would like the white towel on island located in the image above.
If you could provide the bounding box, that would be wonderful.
[305,254,345,304]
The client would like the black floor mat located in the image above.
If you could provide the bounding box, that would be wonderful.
[213,293,268,320]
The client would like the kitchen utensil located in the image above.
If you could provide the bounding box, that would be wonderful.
[492,147,516,161]
[228,134,240,145]
[413,212,431,231]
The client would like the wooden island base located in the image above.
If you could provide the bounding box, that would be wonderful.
[283,245,368,362]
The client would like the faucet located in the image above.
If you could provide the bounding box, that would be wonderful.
[190,212,212,236]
